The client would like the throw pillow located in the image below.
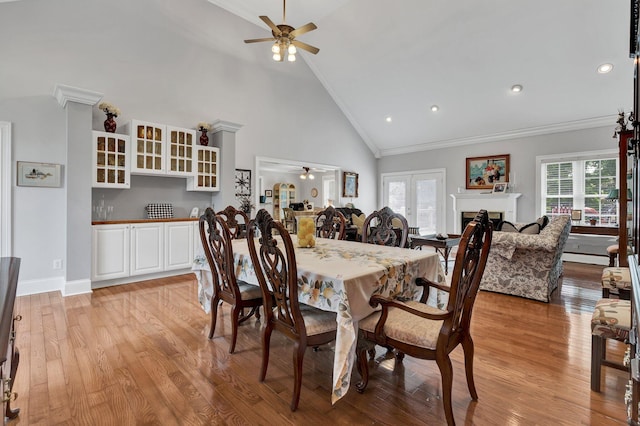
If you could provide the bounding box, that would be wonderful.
[497,221,518,232]
[519,222,541,234]
[536,215,549,230]
[352,213,366,235]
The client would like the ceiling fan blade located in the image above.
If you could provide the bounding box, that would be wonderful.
[260,16,281,36]
[291,40,319,55]
[290,22,317,38]
[244,38,275,44]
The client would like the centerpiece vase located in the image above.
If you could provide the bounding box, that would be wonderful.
[199,129,209,146]
[104,113,117,133]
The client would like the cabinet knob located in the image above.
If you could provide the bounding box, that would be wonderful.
[13,315,21,322]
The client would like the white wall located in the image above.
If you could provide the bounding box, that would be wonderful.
[0,0,375,294]
[378,125,616,233]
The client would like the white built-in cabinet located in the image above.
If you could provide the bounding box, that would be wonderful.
[92,131,131,188]
[91,224,130,281]
[92,120,218,190]
[130,223,164,276]
[92,220,197,282]
[186,145,220,191]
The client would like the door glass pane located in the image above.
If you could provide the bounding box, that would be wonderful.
[388,181,406,216]
[415,178,436,235]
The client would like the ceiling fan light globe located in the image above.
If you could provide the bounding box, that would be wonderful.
[308,174,315,179]
[273,53,281,61]
[288,54,296,62]
[288,45,297,54]
[272,43,280,53]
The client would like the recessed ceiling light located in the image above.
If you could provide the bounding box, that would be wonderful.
[597,63,614,74]
[430,105,439,112]
[385,116,392,123]
[511,84,523,93]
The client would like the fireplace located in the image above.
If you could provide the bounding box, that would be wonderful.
[461,211,503,231]
[450,192,521,233]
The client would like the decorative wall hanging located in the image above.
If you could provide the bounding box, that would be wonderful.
[235,169,251,196]
[17,161,62,187]
[465,154,510,190]
[342,171,359,197]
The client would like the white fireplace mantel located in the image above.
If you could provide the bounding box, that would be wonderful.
[450,192,522,233]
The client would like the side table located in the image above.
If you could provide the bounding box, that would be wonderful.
[409,234,461,275]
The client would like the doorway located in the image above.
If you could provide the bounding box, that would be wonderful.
[381,169,446,235]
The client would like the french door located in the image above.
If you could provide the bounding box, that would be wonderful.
[381,169,446,235]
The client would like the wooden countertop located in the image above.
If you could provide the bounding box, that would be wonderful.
[92,218,199,225]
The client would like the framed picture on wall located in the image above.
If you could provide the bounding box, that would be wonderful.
[17,161,62,187]
[342,171,359,197]
[465,154,510,190]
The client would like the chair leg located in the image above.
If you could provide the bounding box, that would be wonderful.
[591,334,604,392]
[609,252,616,267]
[355,344,370,393]
[291,342,306,412]
[461,334,478,400]
[208,297,221,339]
[260,325,273,382]
[229,306,240,354]
[437,356,455,426]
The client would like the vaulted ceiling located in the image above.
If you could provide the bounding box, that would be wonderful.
[209,0,634,158]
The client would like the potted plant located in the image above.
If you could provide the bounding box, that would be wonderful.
[588,217,597,226]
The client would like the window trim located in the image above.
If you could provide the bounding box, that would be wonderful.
[535,148,617,218]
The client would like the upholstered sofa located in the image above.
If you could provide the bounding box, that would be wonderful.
[480,215,571,302]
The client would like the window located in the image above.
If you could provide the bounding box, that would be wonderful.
[540,152,618,225]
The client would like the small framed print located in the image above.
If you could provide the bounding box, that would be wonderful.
[571,209,582,221]
[342,171,359,198]
[264,189,272,197]
[492,182,507,193]
[17,161,62,187]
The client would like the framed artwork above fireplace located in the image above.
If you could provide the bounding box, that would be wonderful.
[466,154,510,190]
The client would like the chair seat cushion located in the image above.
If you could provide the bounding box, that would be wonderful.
[601,267,631,290]
[238,281,263,300]
[359,301,444,349]
[299,305,338,336]
[591,298,631,340]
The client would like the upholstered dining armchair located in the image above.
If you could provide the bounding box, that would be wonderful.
[217,205,250,239]
[361,206,409,248]
[356,210,492,426]
[199,208,263,354]
[315,206,347,240]
[247,209,337,411]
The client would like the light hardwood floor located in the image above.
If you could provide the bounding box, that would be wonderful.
[11,262,628,425]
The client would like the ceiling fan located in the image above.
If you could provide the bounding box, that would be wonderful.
[244,0,319,62]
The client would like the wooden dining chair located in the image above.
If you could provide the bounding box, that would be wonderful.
[282,207,296,233]
[247,209,337,411]
[356,210,492,426]
[315,206,347,240]
[199,208,263,353]
[217,205,249,239]
[361,206,409,248]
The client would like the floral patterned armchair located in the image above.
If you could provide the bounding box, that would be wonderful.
[479,215,571,302]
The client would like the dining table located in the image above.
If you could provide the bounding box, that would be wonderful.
[192,235,446,404]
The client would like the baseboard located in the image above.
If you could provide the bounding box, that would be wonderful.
[562,253,609,266]
[17,276,65,297]
[91,269,194,290]
[63,279,92,296]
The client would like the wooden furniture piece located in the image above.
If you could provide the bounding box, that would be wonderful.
[591,298,631,392]
[356,210,492,426]
[361,206,409,248]
[272,183,296,221]
[410,234,462,275]
[619,130,633,267]
[315,206,347,240]
[282,207,296,233]
[247,210,337,411]
[216,205,249,239]
[0,257,21,420]
[199,208,262,353]
[192,217,444,403]
[608,244,620,267]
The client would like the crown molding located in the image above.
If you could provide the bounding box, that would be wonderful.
[378,115,617,157]
[211,120,243,133]
[53,84,103,108]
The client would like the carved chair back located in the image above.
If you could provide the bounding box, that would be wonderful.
[315,206,347,240]
[361,206,409,248]
[217,205,249,239]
